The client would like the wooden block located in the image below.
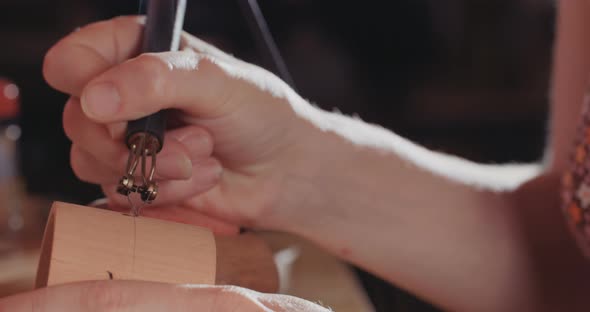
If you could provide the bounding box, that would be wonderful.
[35,202,278,293]
[216,234,279,291]
[214,233,279,293]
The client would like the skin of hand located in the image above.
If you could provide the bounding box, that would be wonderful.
[33,15,334,311]
[0,281,331,312]
[28,17,338,311]
[34,2,590,310]
[45,16,324,235]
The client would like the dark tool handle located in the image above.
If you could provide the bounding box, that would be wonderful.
[125,0,186,152]
[126,114,167,151]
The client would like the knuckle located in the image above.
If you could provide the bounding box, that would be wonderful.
[80,281,130,312]
[129,54,170,110]
[119,53,170,117]
[198,57,238,113]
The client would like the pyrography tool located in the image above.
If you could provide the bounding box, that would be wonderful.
[117,0,186,214]
[117,0,295,215]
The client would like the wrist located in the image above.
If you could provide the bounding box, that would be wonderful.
[269,107,361,234]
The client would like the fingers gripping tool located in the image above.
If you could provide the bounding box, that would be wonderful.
[116,0,186,211]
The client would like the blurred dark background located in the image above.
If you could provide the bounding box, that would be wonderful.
[0,0,555,310]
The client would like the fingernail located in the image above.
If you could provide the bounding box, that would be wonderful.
[81,82,120,119]
[157,152,192,180]
[181,133,213,161]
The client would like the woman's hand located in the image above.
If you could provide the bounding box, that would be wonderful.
[44,16,322,233]
[0,281,330,311]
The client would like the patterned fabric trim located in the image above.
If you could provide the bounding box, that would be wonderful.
[562,90,590,258]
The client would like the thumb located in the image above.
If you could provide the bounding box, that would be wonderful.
[80,50,240,123]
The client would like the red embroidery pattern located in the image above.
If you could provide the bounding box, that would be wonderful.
[562,92,590,257]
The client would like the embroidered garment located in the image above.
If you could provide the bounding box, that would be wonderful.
[562,91,590,258]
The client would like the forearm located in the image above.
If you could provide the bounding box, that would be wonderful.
[289,109,589,311]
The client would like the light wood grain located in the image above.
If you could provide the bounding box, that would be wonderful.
[35,202,279,292]
[2,200,368,309]
[36,202,216,287]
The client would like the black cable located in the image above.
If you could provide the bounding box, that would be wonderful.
[237,0,297,90]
